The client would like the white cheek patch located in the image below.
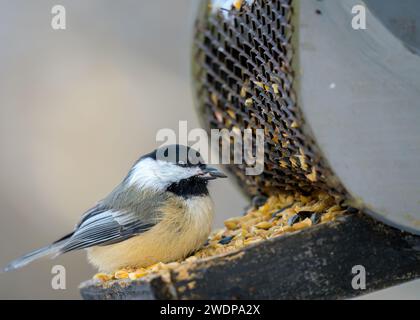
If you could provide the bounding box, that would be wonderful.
[127,158,202,191]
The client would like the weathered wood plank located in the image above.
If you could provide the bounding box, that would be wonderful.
[80,213,420,300]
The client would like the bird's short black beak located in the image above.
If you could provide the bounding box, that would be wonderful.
[200,166,228,180]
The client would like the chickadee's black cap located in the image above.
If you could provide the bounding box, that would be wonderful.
[142,144,204,167]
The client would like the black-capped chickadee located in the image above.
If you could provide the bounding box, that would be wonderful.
[2,144,227,273]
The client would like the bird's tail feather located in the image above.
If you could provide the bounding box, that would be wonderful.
[1,234,72,273]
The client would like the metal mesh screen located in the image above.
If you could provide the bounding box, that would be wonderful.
[193,0,345,197]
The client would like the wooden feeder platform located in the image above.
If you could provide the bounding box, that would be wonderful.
[79,212,420,299]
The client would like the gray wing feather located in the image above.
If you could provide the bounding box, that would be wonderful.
[60,208,155,252]
[59,187,168,252]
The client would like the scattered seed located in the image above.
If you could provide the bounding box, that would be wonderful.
[93,273,112,282]
[114,270,129,279]
[292,218,312,230]
[290,157,298,168]
[279,160,288,168]
[306,167,317,182]
[271,204,293,218]
[211,229,225,240]
[219,235,234,245]
[253,81,264,88]
[252,195,268,208]
[233,0,243,10]
[255,221,272,229]
[271,210,282,218]
[224,218,240,230]
[240,86,247,97]
[310,213,321,225]
[298,148,308,171]
[287,214,301,226]
[128,271,147,280]
[226,109,236,119]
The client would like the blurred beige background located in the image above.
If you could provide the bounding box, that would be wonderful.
[0,0,417,299]
[0,0,246,299]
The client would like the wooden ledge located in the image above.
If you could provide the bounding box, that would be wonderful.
[80,213,420,299]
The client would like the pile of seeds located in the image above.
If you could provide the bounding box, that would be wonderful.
[93,191,348,283]
[195,191,346,257]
